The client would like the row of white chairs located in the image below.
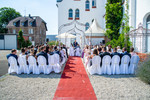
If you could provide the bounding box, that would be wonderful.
[8,54,66,75]
[86,55,140,75]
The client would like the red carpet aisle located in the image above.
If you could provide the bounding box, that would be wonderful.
[53,57,97,100]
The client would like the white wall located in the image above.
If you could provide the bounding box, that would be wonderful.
[129,0,150,29]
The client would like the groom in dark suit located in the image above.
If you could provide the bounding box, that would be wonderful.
[73,40,78,48]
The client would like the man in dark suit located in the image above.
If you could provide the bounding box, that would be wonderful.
[53,46,60,55]
[121,47,131,58]
[6,49,18,66]
[73,40,78,48]
[101,47,110,58]
[111,47,121,58]
[37,46,48,65]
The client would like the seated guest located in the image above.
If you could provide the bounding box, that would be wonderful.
[98,47,103,57]
[63,45,68,58]
[101,47,110,58]
[29,48,36,57]
[19,48,28,60]
[25,47,31,55]
[117,46,122,53]
[108,47,112,54]
[6,49,18,66]
[130,47,137,56]
[7,49,18,59]
[121,47,131,58]
[45,45,50,53]
[111,47,121,57]
[53,46,60,55]
[37,46,48,65]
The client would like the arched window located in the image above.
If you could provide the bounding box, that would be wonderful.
[85,22,90,31]
[85,0,90,11]
[68,9,73,20]
[75,9,80,20]
[92,0,96,8]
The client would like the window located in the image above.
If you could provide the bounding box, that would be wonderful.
[13,29,16,34]
[29,22,32,26]
[29,37,32,41]
[85,22,90,31]
[21,22,24,26]
[28,29,33,34]
[75,9,80,20]
[13,22,16,26]
[92,0,96,8]
[68,9,73,20]
[85,0,90,11]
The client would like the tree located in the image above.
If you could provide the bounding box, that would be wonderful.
[18,29,25,48]
[105,0,123,40]
[0,7,21,33]
[106,0,132,52]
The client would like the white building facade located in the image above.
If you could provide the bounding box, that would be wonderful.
[128,0,150,53]
[57,0,107,48]
[57,0,150,53]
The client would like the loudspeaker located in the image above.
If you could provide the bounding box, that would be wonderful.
[102,40,105,44]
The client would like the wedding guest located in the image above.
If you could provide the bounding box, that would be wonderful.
[111,47,121,57]
[53,46,60,55]
[117,46,122,53]
[37,46,48,65]
[63,45,68,58]
[6,49,18,61]
[130,47,137,56]
[121,47,131,58]
[98,47,103,57]
[101,47,110,58]
[108,47,112,54]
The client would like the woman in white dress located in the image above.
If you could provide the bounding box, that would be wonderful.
[69,44,74,56]
[84,45,91,67]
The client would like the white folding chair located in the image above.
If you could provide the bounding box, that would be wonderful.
[28,56,39,74]
[129,55,140,74]
[120,55,130,74]
[48,54,55,74]
[102,55,112,75]
[8,57,20,74]
[111,55,120,75]
[53,54,61,73]
[69,47,74,56]
[75,48,81,56]
[87,56,102,75]
[18,55,29,74]
[37,56,48,74]
[60,50,66,65]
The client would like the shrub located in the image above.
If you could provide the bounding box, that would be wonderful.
[136,56,150,84]
[48,41,63,46]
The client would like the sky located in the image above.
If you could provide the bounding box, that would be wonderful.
[0,0,58,35]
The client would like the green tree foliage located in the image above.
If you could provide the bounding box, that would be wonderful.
[18,29,32,48]
[106,0,132,52]
[105,0,123,40]
[0,7,21,33]
[48,41,63,46]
